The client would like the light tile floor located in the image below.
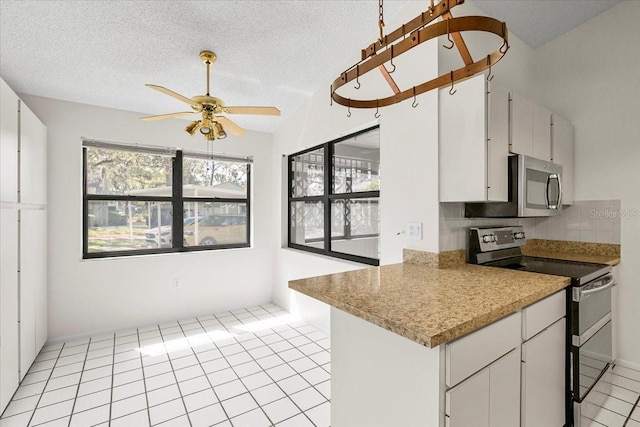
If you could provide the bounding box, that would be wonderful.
[5,303,639,427]
[585,363,640,427]
[0,304,330,427]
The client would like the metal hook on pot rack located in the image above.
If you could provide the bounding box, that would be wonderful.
[354,65,361,90]
[412,86,419,108]
[500,40,510,54]
[499,23,509,54]
[374,100,381,118]
[443,19,454,49]
[387,45,396,73]
[486,55,494,82]
[347,100,352,118]
[449,71,457,95]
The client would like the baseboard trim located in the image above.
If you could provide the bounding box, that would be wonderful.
[613,358,640,372]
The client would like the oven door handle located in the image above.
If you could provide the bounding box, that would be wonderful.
[573,273,616,302]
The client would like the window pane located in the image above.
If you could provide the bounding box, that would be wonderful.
[290,201,324,249]
[85,147,172,196]
[330,198,379,259]
[333,128,380,194]
[291,148,325,197]
[87,201,172,252]
[183,202,248,247]
[183,157,248,199]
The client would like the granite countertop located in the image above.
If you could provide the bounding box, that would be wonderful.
[522,249,620,266]
[289,263,570,348]
[522,239,621,266]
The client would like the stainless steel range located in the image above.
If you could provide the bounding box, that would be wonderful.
[468,226,615,427]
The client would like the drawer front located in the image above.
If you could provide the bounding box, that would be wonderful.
[523,290,565,340]
[446,311,521,387]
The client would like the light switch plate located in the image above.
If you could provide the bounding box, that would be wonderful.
[407,222,422,240]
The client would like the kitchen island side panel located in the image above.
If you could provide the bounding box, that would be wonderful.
[331,307,445,427]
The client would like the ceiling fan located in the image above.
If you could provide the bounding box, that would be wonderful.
[141,51,280,141]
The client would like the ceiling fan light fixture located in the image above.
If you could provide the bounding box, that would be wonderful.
[185,120,199,135]
[199,117,212,135]
[215,123,227,139]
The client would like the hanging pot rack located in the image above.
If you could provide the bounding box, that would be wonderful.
[330,0,509,110]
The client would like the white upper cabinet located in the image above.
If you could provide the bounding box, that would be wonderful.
[19,101,47,205]
[1,79,19,203]
[510,93,552,162]
[532,104,552,162]
[439,74,509,202]
[510,93,534,157]
[552,114,575,205]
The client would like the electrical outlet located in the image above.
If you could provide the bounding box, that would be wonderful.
[407,222,422,240]
[171,278,181,289]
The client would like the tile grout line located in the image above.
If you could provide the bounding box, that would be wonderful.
[25,343,66,427]
[246,307,330,403]
[136,327,153,427]
[66,337,93,427]
[157,324,193,427]
[213,307,327,417]
[248,305,330,426]
[623,394,640,427]
[222,307,319,426]
[191,316,258,423]
[107,333,116,427]
[211,309,287,425]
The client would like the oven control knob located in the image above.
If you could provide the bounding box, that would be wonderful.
[514,232,526,240]
[482,235,493,243]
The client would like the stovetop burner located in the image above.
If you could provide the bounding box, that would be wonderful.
[485,255,611,285]
[468,226,611,286]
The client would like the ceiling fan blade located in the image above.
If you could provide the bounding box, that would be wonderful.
[145,84,201,109]
[224,106,281,116]
[140,111,198,121]
[217,116,246,136]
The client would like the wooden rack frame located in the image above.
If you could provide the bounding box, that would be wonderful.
[331,0,509,109]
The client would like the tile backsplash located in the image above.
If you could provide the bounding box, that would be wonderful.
[439,203,538,252]
[535,200,621,244]
[439,200,621,252]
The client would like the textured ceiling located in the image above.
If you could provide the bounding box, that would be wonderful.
[473,0,623,49]
[0,1,623,133]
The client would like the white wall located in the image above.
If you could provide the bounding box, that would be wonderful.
[533,0,640,366]
[271,2,442,330]
[21,95,276,341]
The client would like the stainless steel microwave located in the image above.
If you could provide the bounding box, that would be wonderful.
[465,154,563,218]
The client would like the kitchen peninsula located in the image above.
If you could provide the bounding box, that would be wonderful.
[290,259,571,427]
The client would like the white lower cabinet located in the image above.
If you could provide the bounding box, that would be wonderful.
[522,318,566,427]
[446,347,521,427]
[19,209,48,379]
[0,208,20,412]
[490,348,522,427]
[446,367,490,427]
[445,289,566,427]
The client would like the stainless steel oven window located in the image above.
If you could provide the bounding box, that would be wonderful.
[573,320,612,401]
